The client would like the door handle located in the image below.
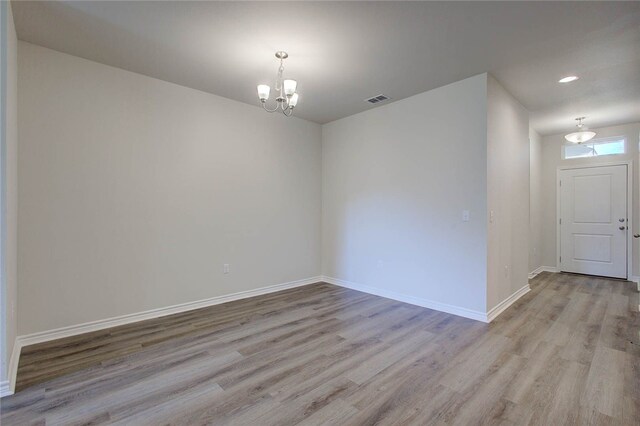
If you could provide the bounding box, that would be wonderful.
[634,234,640,238]
[619,226,627,230]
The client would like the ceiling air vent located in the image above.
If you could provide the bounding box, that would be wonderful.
[366,94,390,104]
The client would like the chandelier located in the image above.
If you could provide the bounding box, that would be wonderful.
[256,51,299,117]
[565,117,596,144]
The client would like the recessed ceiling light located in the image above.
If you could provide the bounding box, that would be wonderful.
[558,76,579,83]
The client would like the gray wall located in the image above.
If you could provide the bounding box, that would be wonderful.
[18,42,322,335]
[1,0,18,382]
[529,128,542,274]
[14,43,544,339]
[322,74,489,313]
[486,75,530,311]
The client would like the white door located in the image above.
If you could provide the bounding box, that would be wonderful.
[559,165,627,279]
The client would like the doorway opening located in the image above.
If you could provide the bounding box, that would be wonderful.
[557,163,632,279]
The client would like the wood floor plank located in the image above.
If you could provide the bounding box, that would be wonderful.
[296,398,359,426]
[581,345,628,419]
[2,272,639,425]
[532,360,589,425]
[441,352,526,426]
[437,331,512,392]
[503,340,562,404]
[346,329,436,384]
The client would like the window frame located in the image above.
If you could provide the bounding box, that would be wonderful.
[562,135,626,160]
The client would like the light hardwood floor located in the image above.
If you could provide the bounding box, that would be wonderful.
[1,272,639,425]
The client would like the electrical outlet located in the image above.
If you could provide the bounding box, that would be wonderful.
[223,264,230,274]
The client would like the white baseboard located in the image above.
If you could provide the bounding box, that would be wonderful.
[629,277,640,306]
[486,284,531,323]
[0,381,10,398]
[2,341,21,397]
[322,276,531,324]
[0,340,21,397]
[1,275,321,398]
[528,266,558,279]
[321,275,489,322]
[18,276,322,347]
[528,266,544,279]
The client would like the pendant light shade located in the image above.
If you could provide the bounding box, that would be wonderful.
[288,93,299,108]
[565,117,596,144]
[565,130,596,144]
[257,84,270,101]
[283,79,297,97]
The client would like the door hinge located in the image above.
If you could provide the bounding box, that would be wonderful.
[559,256,562,263]
[559,180,562,187]
[559,218,562,225]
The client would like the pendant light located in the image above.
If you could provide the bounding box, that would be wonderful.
[565,117,596,144]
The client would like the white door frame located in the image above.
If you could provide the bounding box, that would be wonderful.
[556,160,633,279]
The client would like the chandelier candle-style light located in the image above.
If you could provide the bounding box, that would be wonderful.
[565,117,596,144]
[257,51,299,116]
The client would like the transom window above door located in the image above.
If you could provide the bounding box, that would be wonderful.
[563,137,626,160]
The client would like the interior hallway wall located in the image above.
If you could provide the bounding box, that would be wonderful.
[486,75,530,311]
[1,0,19,383]
[529,128,543,274]
[540,122,640,276]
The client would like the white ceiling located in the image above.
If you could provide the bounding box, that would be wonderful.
[11,1,640,135]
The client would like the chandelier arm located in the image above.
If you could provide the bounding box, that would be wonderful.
[283,108,293,117]
[262,102,279,113]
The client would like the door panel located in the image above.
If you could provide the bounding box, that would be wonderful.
[573,175,611,223]
[573,234,611,262]
[560,165,627,279]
